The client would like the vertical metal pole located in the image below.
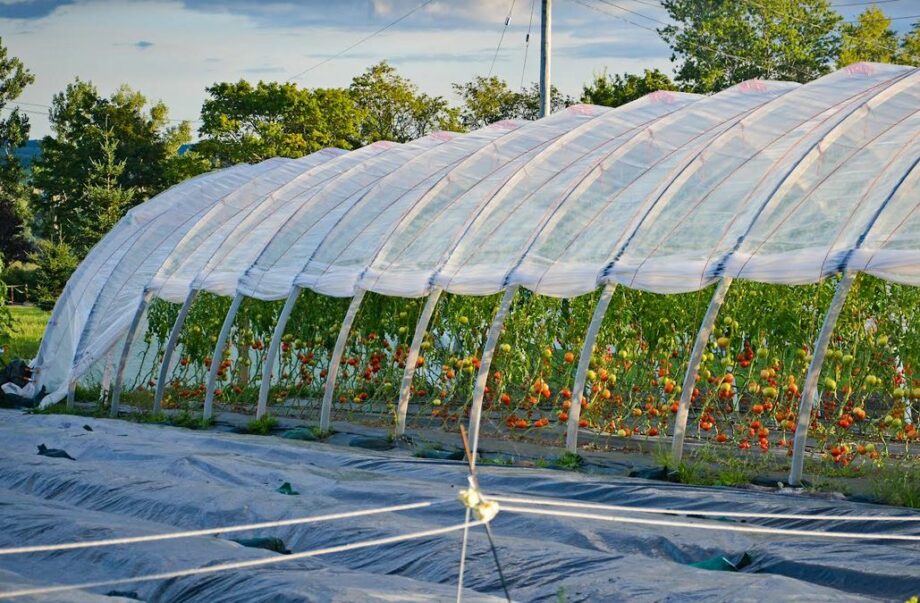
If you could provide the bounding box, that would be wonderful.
[789,273,855,486]
[566,283,616,452]
[153,289,197,413]
[257,287,301,419]
[671,278,732,465]
[396,287,443,436]
[319,288,366,432]
[539,0,552,118]
[468,286,518,468]
[203,293,243,420]
[110,290,154,418]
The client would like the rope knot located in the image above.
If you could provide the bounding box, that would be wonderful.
[458,477,499,523]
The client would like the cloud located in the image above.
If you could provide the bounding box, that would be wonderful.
[134,40,154,50]
[241,65,286,74]
[0,0,72,19]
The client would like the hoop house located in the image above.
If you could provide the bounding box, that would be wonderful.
[33,63,920,481]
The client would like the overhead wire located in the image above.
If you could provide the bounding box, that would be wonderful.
[520,0,538,88]
[490,0,519,77]
[287,0,437,81]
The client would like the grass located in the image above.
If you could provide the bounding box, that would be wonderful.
[244,415,279,435]
[871,461,920,508]
[2,305,51,362]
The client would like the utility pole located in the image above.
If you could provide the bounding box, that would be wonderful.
[539,0,551,118]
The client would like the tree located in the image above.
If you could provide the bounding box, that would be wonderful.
[896,21,920,66]
[31,80,195,251]
[659,0,841,92]
[350,61,461,143]
[0,37,35,262]
[581,69,678,108]
[29,239,78,311]
[81,129,135,246]
[196,81,362,165]
[838,7,898,66]
[515,82,575,120]
[452,75,574,129]
[453,76,522,130]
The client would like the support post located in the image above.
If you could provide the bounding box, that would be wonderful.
[789,273,855,486]
[319,288,366,432]
[468,286,518,468]
[257,287,301,419]
[396,287,443,436]
[66,379,76,409]
[99,353,114,405]
[110,290,154,418]
[153,289,198,413]
[203,293,243,420]
[566,283,616,452]
[539,0,552,118]
[671,277,733,465]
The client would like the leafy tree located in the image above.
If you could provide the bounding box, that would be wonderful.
[29,239,78,311]
[515,82,575,120]
[453,76,521,130]
[838,7,899,66]
[350,61,461,143]
[453,76,574,129]
[81,129,135,247]
[659,0,841,92]
[896,21,920,66]
[31,80,195,250]
[0,37,35,262]
[196,81,361,165]
[581,69,678,107]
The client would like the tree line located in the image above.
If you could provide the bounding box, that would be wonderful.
[0,1,918,315]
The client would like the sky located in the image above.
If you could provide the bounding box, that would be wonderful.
[2,0,919,138]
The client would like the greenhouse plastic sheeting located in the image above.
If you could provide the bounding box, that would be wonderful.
[34,63,920,405]
[0,411,917,601]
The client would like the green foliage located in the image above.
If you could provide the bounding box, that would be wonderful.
[871,461,920,508]
[29,239,78,310]
[581,69,678,107]
[196,81,362,165]
[245,414,279,435]
[31,80,196,252]
[350,61,461,143]
[555,451,584,470]
[898,23,920,66]
[0,257,13,348]
[1,304,49,362]
[660,0,841,92]
[0,36,35,262]
[80,129,135,245]
[452,76,573,129]
[839,7,899,66]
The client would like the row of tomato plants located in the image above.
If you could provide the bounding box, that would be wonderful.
[133,274,919,464]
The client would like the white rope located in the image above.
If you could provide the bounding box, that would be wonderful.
[0,519,488,600]
[456,507,472,603]
[0,500,441,556]
[489,495,920,523]
[499,505,920,542]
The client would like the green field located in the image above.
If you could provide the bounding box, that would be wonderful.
[2,305,50,362]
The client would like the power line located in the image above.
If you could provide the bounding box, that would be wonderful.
[3,100,199,124]
[287,0,437,82]
[489,0,519,77]
[520,0,538,88]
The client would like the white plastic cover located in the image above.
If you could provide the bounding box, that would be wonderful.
[35,63,920,404]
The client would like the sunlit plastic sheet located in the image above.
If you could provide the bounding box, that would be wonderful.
[34,63,920,406]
